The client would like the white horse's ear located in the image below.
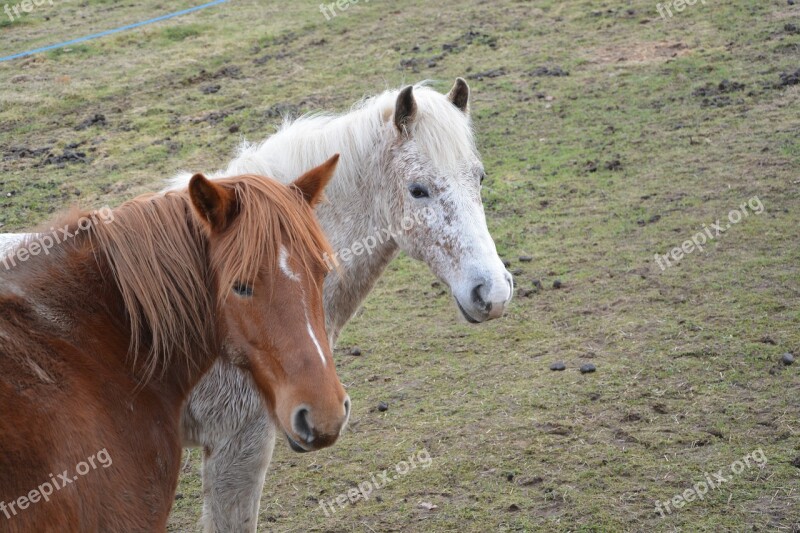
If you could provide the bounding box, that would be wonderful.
[447,77,469,113]
[394,85,417,133]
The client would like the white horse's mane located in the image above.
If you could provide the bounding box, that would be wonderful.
[168,82,478,192]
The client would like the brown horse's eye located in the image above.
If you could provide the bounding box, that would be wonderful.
[232,283,253,297]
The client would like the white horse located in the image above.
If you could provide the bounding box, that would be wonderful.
[0,79,513,531]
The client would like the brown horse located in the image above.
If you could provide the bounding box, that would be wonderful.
[0,155,349,531]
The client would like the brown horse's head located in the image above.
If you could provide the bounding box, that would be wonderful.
[188,155,349,452]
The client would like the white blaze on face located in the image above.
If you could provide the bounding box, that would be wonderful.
[279,246,326,366]
[305,322,326,367]
[279,246,300,282]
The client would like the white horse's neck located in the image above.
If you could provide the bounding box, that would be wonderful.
[211,104,401,344]
[321,220,399,344]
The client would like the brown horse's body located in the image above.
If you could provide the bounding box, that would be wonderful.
[0,226,202,531]
[0,157,348,531]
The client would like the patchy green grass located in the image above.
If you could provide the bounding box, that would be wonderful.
[1,0,798,531]
[161,24,206,42]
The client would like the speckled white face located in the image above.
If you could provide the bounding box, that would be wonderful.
[385,86,513,323]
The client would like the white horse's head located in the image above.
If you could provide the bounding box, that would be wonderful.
[380,79,513,323]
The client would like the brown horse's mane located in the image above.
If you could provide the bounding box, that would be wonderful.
[67,174,333,382]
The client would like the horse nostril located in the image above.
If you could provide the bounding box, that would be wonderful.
[471,284,484,305]
[471,284,491,312]
[292,408,313,444]
[344,397,352,417]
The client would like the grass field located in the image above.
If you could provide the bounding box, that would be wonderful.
[1,0,799,531]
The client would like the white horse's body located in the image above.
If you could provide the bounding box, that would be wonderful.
[0,237,20,256]
[2,80,513,531]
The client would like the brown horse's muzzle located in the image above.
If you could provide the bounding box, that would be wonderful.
[282,395,351,453]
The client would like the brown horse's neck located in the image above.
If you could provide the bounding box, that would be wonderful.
[0,223,219,403]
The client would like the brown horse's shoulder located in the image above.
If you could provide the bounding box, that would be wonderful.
[0,299,66,385]
[0,326,181,531]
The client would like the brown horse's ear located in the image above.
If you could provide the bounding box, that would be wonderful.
[291,154,339,206]
[394,85,417,133]
[188,173,237,232]
[447,77,470,114]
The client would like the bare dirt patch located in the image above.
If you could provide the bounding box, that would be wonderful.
[585,41,691,65]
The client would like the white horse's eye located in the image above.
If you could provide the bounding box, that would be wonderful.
[408,184,429,199]
[480,172,486,184]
